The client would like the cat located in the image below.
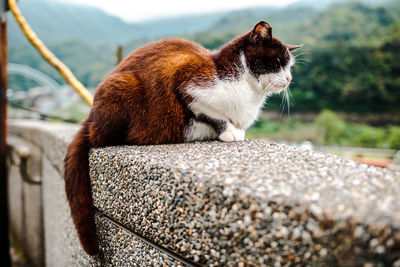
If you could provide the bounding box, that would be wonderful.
[64,21,302,255]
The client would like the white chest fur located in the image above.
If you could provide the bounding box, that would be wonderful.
[188,77,267,130]
[184,74,267,142]
[188,53,268,131]
[184,53,292,142]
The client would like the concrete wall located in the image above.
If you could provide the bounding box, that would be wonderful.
[7,120,93,266]
[7,120,196,266]
[7,120,400,267]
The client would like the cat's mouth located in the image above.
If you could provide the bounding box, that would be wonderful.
[262,82,289,94]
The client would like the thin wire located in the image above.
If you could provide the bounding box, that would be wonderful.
[8,101,80,124]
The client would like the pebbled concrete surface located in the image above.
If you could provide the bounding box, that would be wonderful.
[95,213,187,267]
[8,120,400,266]
[8,120,191,267]
[90,140,400,266]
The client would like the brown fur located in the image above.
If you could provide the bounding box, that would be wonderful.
[64,21,301,255]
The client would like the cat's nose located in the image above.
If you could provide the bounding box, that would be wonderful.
[286,76,292,83]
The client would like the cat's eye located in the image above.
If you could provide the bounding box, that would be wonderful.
[275,58,282,68]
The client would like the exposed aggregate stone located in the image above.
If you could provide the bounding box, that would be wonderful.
[95,214,185,266]
[90,140,400,266]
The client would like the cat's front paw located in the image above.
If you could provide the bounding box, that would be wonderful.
[219,128,245,142]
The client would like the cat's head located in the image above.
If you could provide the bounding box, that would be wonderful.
[243,21,302,94]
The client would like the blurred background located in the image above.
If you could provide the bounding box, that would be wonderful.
[7,0,400,168]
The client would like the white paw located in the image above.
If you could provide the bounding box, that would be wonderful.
[219,128,245,142]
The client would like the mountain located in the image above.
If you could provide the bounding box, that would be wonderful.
[186,6,317,49]
[131,12,230,39]
[8,0,142,45]
[284,2,399,47]
[8,0,400,114]
[289,0,395,10]
[189,1,399,50]
[8,0,237,45]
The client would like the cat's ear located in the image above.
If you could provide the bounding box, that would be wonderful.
[250,21,272,42]
[287,44,304,51]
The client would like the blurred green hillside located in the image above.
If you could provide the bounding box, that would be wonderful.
[8,0,400,114]
[8,0,229,45]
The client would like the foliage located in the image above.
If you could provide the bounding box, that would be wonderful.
[388,126,400,149]
[9,39,114,88]
[248,118,305,138]
[249,110,400,149]
[285,3,397,47]
[315,110,345,145]
[51,102,90,123]
[352,125,386,148]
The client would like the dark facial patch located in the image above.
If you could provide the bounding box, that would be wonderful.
[244,37,291,78]
[212,21,301,81]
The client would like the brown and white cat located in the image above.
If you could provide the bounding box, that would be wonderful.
[64,21,302,255]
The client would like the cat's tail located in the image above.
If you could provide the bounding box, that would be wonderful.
[64,123,99,255]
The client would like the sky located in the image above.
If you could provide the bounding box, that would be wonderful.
[60,0,299,22]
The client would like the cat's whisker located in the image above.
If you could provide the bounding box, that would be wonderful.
[287,87,295,103]
[296,58,311,63]
[295,59,311,63]
[278,84,294,118]
[280,90,288,117]
[264,82,275,92]
[286,89,291,118]
[294,62,308,66]
[294,52,311,58]
[285,88,293,118]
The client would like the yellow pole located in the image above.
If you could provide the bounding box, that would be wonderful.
[8,0,93,106]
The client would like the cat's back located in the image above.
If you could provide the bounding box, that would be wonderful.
[113,38,214,75]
